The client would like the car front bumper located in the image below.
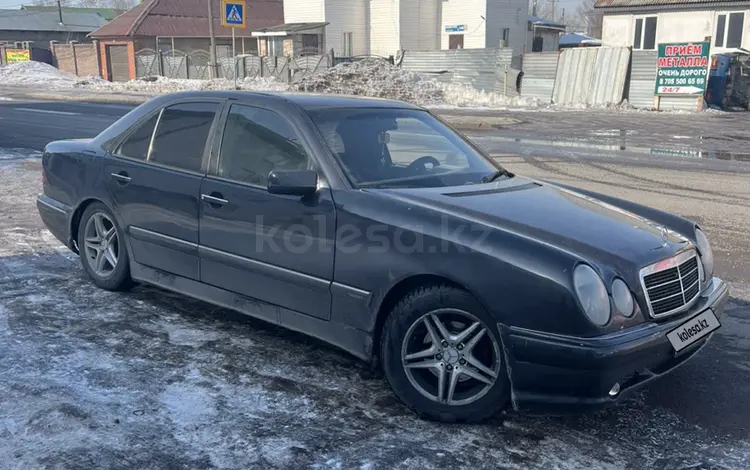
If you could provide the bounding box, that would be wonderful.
[500,277,730,414]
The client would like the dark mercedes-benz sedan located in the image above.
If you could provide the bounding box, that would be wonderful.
[37,91,728,422]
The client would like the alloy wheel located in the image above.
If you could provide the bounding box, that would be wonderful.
[401,308,502,406]
[83,212,119,278]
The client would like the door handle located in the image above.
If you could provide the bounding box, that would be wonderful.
[201,193,228,206]
[111,172,131,185]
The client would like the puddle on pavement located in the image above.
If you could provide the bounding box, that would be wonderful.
[480,135,750,162]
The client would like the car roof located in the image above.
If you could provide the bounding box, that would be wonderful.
[151,90,423,111]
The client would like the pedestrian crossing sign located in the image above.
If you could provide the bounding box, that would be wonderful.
[221,0,246,28]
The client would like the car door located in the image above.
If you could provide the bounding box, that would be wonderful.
[199,102,336,320]
[104,100,222,280]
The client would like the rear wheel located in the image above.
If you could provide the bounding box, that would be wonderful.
[78,203,132,291]
[381,284,510,422]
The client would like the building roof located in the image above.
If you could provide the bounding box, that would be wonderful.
[528,15,566,29]
[0,9,108,32]
[252,22,329,36]
[559,33,603,46]
[20,6,126,22]
[595,0,750,9]
[89,0,283,39]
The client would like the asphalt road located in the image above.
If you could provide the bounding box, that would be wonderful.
[1,100,750,469]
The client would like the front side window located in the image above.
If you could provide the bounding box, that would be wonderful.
[218,105,309,187]
[148,102,219,172]
[308,108,507,189]
[633,16,657,50]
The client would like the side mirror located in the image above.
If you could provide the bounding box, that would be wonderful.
[267,170,318,196]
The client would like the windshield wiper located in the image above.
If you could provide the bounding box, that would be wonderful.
[481,168,514,183]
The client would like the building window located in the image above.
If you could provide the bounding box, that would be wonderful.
[633,16,657,50]
[343,32,353,56]
[268,37,284,57]
[502,28,510,47]
[301,34,319,56]
[715,12,745,48]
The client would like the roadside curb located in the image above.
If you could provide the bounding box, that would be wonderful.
[13,91,152,105]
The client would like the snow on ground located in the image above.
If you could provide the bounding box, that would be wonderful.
[0,59,728,113]
[2,155,750,469]
[0,59,534,109]
[0,60,103,89]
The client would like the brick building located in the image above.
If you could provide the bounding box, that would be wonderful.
[89,0,283,81]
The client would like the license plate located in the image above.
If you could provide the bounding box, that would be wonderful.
[667,310,721,352]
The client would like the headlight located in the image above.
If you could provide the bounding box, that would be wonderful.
[573,264,611,326]
[695,228,714,280]
[611,279,634,317]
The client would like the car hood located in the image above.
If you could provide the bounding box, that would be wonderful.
[374,176,691,267]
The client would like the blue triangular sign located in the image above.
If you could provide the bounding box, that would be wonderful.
[227,5,242,23]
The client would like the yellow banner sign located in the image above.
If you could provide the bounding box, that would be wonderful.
[5,49,30,63]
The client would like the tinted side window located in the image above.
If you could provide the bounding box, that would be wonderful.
[117,114,159,160]
[218,105,308,186]
[149,102,219,172]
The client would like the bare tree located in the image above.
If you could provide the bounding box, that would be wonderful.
[562,0,603,36]
[30,0,137,7]
[29,0,75,6]
[76,0,138,8]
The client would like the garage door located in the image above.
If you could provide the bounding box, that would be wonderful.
[107,45,129,82]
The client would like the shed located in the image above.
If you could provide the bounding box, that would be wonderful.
[528,15,566,52]
[88,0,283,81]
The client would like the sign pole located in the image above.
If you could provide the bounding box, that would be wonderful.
[232,28,237,88]
[208,0,218,79]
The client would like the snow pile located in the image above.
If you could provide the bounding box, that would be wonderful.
[80,75,287,94]
[0,61,103,88]
[290,58,445,105]
[438,82,545,109]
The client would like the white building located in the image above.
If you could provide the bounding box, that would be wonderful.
[261,0,528,58]
[595,0,750,52]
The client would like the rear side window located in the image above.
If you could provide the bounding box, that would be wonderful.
[149,102,219,172]
[117,114,159,160]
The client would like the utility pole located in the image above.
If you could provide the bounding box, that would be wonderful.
[548,0,557,21]
[57,0,63,24]
[532,0,537,16]
[207,0,219,79]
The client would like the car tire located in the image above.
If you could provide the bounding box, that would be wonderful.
[77,202,133,291]
[381,284,511,423]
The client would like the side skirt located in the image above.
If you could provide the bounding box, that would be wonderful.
[129,260,373,361]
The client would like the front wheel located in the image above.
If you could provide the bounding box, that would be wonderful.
[381,284,510,423]
[78,202,132,291]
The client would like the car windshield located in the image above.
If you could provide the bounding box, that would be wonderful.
[307,108,509,189]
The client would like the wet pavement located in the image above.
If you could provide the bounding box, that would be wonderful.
[1,102,750,469]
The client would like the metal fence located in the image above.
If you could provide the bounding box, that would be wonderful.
[400,48,519,96]
[134,47,331,83]
[552,47,631,107]
[520,52,559,103]
[627,51,658,109]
